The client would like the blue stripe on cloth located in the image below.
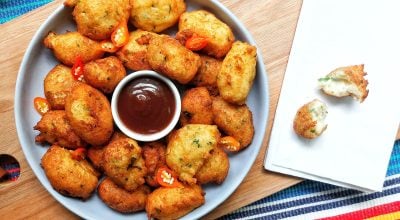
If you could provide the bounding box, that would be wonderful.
[220,140,400,219]
[0,0,52,24]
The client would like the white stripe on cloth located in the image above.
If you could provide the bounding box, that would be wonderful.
[231,174,400,220]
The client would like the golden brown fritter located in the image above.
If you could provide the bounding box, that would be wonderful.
[44,64,74,110]
[195,146,229,185]
[67,0,131,40]
[129,0,186,33]
[217,41,257,105]
[87,145,105,171]
[83,56,126,94]
[34,110,86,149]
[98,177,150,213]
[65,83,114,146]
[147,34,201,84]
[176,10,234,58]
[102,138,147,191]
[180,87,213,126]
[116,30,157,71]
[142,141,167,187]
[43,31,104,66]
[190,55,222,96]
[293,99,328,139]
[146,184,205,220]
[212,97,254,149]
[166,124,220,184]
[41,145,99,199]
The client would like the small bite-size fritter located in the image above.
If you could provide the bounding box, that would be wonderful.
[65,0,131,40]
[176,10,234,58]
[98,177,150,213]
[142,141,167,187]
[43,31,104,66]
[44,64,74,110]
[146,184,205,220]
[129,0,186,33]
[293,99,328,139]
[166,124,220,184]
[212,97,254,149]
[41,145,99,199]
[116,30,157,71]
[190,55,222,96]
[34,110,85,149]
[180,87,213,126]
[65,83,113,146]
[102,138,147,191]
[83,56,126,94]
[217,41,257,105]
[318,64,369,102]
[195,146,229,185]
[147,34,201,84]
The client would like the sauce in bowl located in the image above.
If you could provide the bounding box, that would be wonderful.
[117,76,175,134]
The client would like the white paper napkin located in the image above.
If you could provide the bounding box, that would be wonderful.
[264,0,400,192]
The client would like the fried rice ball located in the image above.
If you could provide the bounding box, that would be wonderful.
[166,124,220,184]
[217,41,257,105]
[65,0,131,40]
[34,110,86,149]
[180,87,213,126]
[43,31,104,66]
[65,83,114,146]
[43,64,74,110]
[102,137,147,191]
[41,145,99,199]
[142,141,167,187]
[195,146,229,185]
[83,56,126,94]
[212,96,254,149]
[147,34,201,84]
[146,184,205,220]
[190,55,222,96]
[293,99,328,139]
[176,10,234,58]
[98,177,150,213]
[116,30,157,71]
[129,0,186,33]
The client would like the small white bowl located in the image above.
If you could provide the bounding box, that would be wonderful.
[111,70,181,142]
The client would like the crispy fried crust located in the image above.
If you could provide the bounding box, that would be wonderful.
[71,0,131,40]
[212,97,254,149]
[195,147,229,185]
[293,99,328,139]
[43,31,104,66]
[180,87,213,126]
[147,34,201,84]
[44,64,74,110]
[176,10,234,58]
[65,83,114,146]
[142,141,167,187]
[116,30,157,71]
[129,0,186,33]
[217,41,257,105]
[146,184,205,220]
[190,55,222,96]
[166,124,220,184]
[98,177,150,213]
[83,56,126,94]
[41,145,99,199]
[102,138,147,191]
[34,110,86,149]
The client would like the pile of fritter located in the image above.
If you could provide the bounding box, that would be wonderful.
[34,0,258,219]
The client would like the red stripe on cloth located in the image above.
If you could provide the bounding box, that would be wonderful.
[6,168,20,173]
[319,201,400,220]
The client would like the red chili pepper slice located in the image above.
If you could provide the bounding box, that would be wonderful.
[101,40,119,53]
[33,97,50,115]
[185,34,208,51]
[155,166,183,188]
[71,55,84,81]
[71,148,86,161]
[111,20,129,48]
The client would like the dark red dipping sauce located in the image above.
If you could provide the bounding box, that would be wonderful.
[117,76,175,134]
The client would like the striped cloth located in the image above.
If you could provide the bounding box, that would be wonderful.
[2,2,400,219]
